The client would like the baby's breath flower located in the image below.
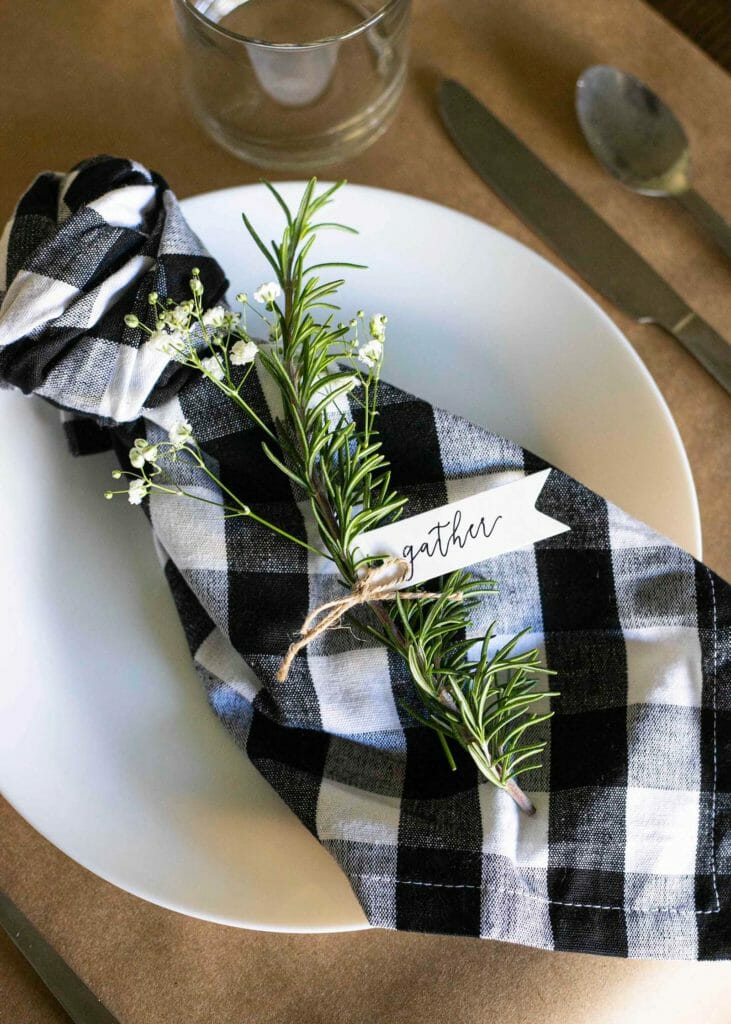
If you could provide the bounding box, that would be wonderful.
[124,313,140,329]
[169,420,193,448]
[166,329,189,361]
[202,305,226,329]
[357,338,384,368]
[168,304,192,330]
[147,291,158,305]
[149,329,172,355]
[129,437,158,466]
[104,490,114,500]
[369,313,387,342]
[230,339,258,366]
[190,278,204,297]
[253,282,282,305]
[127,478,149,505]
[201,355,225,381]
[112,469,122,480]
[235,292,247,304]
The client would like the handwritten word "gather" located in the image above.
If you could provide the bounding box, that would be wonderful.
[402,509,502,580]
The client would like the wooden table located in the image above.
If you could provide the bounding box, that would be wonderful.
[1,1,730,1021]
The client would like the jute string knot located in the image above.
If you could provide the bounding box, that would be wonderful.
[277,556,463,682]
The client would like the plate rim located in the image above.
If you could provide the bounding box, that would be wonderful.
[0,181,702,935]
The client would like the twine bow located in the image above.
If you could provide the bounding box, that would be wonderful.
[276,557,462,682]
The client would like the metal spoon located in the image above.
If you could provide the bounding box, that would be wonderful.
[576,65,731,259]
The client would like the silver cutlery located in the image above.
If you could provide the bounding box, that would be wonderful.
[438,79,731,396]
[0,889,120,1023]
[576,64,731,259]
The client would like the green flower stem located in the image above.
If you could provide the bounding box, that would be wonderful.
[185,448,328,560]
[245,506,326,558]
[191,351,278,444]
[225,389,278,443]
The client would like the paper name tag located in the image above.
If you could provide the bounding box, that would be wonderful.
[354,469,569,588]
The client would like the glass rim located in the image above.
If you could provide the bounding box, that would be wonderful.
[177,0,407,49]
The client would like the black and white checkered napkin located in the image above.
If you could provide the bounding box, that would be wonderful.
[2,157,729,959]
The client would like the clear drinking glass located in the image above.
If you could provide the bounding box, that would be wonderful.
[171,0,411,169]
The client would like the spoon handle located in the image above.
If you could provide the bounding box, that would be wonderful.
[675,189,731,260]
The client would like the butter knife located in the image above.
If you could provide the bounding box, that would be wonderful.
[438,79,731,396]
[0,890,120,1023]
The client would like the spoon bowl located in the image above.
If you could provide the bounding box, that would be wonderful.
[576,65,690,196]
[576,64,731,259]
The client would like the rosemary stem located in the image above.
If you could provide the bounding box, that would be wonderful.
[504,779,536,816]
[236,181,550,814]
[120,183,553,816]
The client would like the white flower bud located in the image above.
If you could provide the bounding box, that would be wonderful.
[149,330,172,355]
[169,304,192,330]
[357,338,384,368]
[253,282,282,305]
[369,313,387,342]
[169,420,193,448]
[201,355,225,381]
[229,339,258,366]
[201,305,226,329]
[127,479,148,505]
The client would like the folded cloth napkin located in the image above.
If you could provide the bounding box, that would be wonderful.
[1,157,729,960]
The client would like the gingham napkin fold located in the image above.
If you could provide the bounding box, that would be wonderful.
[1,157,729,960]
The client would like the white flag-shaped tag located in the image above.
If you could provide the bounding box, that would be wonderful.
[354,469,569,588]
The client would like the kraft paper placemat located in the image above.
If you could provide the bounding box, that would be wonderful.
[1,0,729,1020]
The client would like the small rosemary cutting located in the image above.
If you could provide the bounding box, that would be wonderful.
[109,180,557,815]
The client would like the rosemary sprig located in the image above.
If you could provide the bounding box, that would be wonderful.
[110,180,557,815]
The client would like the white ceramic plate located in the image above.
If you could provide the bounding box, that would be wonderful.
[0,184,701,932]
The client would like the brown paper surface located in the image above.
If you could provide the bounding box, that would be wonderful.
[1,1,730,1020]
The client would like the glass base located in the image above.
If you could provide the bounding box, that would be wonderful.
[187,66,407,171]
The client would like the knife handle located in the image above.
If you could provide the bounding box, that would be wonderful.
[657,310,731,396]
[0,890,120,1024]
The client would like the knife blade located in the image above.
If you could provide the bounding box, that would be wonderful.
[0,890,121,1024]
[439,79,731,396]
